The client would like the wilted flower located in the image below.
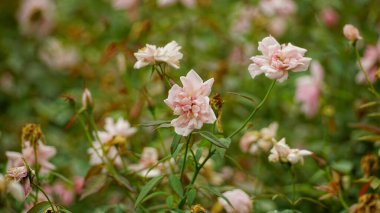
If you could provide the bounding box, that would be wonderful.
[361,154,379,177]
[268,138,312,165]
[164,70,216,136]
[259,0,296,17]
[39,38,79,70]
[0,175,25,202]
[6,166,28,182]
[315,170,341,200]
[343,24,362,42]
[134,41,183,69]
[17,0,55,38]
[6,140,56,174]
[349,194,380,213]
[248,36,312,82]
[295,61,324,118]
[129,147,161,177]
[356,39,380,84]
[240,122,278,155]
[218,189,252,213]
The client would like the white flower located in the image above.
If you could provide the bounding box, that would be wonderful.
[268,138,312,165]
[129,147,161,178]
[39,38,79,70]
[103,117,137,138]
[218,189,252,213]
[134,41,183,69]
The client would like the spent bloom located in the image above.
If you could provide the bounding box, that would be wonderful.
[295,61,324,118]
[268,138,312,165]
[0,175,25,202]
[240,122,278,155]
[6,140,56,174]
[164,70,216,136]
[39,38,79,70]
[248,36,311,82]
[134,41,183,69]
[218,189,252,213]
[356,38,380,84]
[6,166,32,197]
[343,24,362,42]
[17,0,55,38]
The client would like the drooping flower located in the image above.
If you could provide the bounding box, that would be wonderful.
[240,122,278,155]
[218,189,252,213]
[343,24,362,42]
[356,39,380,84]
[295,61,324,118]
[6,140,56,174]
[133,41,183,69]
[164,70,216,136]
[6,166,32,197]
[248,36,312,82]
[39,38,79,70]
[17,0,55,38]
[0,175,25,202]
[268,138,312,165]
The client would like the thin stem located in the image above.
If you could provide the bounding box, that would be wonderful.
[228,80,276,138]
[291,165,296,208]
[33,143,39,204]
[32,182,56,212]
[355,45,380,98]
[338,187,349,210]
[191,148,216,185]
[180,135,191,179]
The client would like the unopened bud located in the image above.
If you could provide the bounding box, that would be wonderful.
[82,88,93,110]
[343,24,362,42]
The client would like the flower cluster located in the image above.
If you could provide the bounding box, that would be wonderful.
[240,122,278,155]
[268,138,312,165]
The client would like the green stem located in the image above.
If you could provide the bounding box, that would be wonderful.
[228,80,276,138]
[355,45,380,98]
[180,135,191,179]
[291,165,296,208]
[33,143,39,204]
[190,148,216,185]
[338,188,349,210]
[32,182,56,212]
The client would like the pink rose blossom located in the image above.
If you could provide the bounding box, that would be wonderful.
[6,140,56,174]
[164,70,216,136]
[268,17,287,37]
[343,24,362,42]
[240,122,278,155]
[295,61,324,117]
[248,36,312,82]
[17,0,55,38]
[356,40,380,84]
[320,8,339,27]
[218,189,252,213]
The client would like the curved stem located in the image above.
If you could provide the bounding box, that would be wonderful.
[32,182,56,212]
[355,45,380,98]
[228,80,276,138]
[180,135,191,179]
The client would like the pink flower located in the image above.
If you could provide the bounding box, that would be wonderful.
[356,40,380,84]
[218,189,252,213]
[343,24,362,42]
[259,0,297,17]
[6,141,56,174]
[74,176,84,194]
[248,36,312,82]
[111,0,138,10]
[320,8,339,27]
[17,0,55,38]
[6,166,32,197]
[268,138,312,165]
[240,122,278,155]
[129,147,161,177]
[268,17,287,37]
[295,61,324,117]
[134,41,183,69]
[103,117,137,138]
[164,70,216,136]
[53,182,74,205]
[157,0,196,8]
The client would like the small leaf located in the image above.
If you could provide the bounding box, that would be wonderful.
[140,120,171,127]
[166,195,174,208]
[171,134,182,155]
[172,143,184,159]
[169,175,184,197]
[371,177,380,189]
[135,175,164,208]
[80,174,108,200]
[198,131,229,148]
[113,173,134,191]
[27,201,54,213]
[187,187,196,206]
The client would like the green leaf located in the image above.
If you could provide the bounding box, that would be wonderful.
[169,175,183,197]
[187,187,196,206]
[172,143,184,159]
[201,185,232,207]
[171,134,182,155]
[80,174,108,200]
[27,201,54,213]
[113,173,134,191]
[135,175,164,208]
[197,131,230,149]
[371,177,380,189]
[140,120,171,127]
[166,195,174,208]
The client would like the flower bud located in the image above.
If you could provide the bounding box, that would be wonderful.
[82,87,93,110]
[343,24,362,42]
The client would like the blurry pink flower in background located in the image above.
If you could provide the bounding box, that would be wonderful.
[268,138,312,165]
[240,122,278,155]
[52,182,75,205]
[164,70,216,136]
[39,39,79,70]
[248,36,311,82]
[343,24,362,42]
[111,0,138,10]
[157,0,196,8]
[295,61,324,118]
[218,189,252,213]
[129,147,161,177]
[259,0,296,17]
[320,8,339,27]
[134,41,183,69]
[6,166,31,197]
[17,0,55,38]
[6,141,56,174]
[74,176,85,194]
[356,39,380,84]
[267,17,287,37]
[231,6,258,34]
[0,175,25,202]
